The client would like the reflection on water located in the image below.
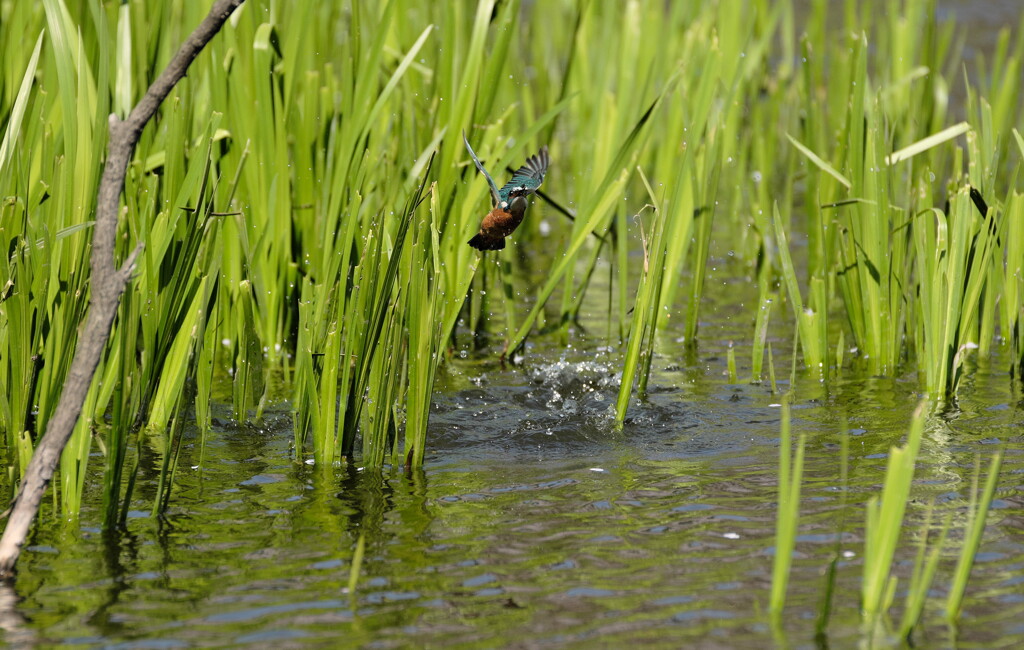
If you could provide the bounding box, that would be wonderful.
[0,582,35,647]
[11,186,1024,645]
[11,211,1024,645]
[9,325,1024,647]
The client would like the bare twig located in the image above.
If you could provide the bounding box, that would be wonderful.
[0,0,245,579]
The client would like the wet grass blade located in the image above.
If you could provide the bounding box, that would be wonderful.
[786,133,851,189]
[899,504,951,640]
[0,32,43,179]
[772,202,826,372]
[751,294,773,382]
[770,396,805,625]
[946,450,1003,623]
[341,155,435,458]
[885,121,971,164]
[615,169,664,424]
[862,402,925,621]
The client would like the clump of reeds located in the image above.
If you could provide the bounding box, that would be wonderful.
[0,1,1021,532]
[769,401,1004,643]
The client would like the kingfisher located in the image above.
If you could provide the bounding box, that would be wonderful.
[463,131,549,250]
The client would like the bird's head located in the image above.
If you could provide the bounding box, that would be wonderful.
[508,188,529,212]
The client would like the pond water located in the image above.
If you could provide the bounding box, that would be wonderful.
[7,242,1023,648]
[5,2,1024,647]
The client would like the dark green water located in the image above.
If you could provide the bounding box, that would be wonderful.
[6,248,1024,648]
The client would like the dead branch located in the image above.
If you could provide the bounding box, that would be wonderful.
[0,0,246,579]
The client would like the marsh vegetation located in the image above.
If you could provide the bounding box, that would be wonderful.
[0,0,1022,645]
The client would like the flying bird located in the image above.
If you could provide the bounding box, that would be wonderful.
[463,131,549,250]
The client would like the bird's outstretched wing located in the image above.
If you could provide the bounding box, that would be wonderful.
[463,130,502,208]
[499,146,549,204]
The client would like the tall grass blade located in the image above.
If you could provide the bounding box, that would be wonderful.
[945,451,1003,622]
[885,121,971,164]
[899,506,951,640]
[615,169,664,424]
[786,133,852,189]
[770,396,805,624]
[0,33,43,179]
[862,402,925,621]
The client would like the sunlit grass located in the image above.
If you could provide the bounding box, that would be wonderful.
[770,401,1005,643]
[861,403,926,622]
[946,450,1004,624]
[769,396,804,625]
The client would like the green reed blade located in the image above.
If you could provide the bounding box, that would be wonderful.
[770,396,805,624]
[899,507,951,640]
[885,121,971,164]
[615,168,664,424]
[946,450,1003,623]
[0,32,43,180]
[862,401,925,619]
[113,3,133,118]
[786,133,852,189]
[772,202,826,371]
[752,295,773,381]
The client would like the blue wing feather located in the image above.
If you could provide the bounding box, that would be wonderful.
[499,146,549,204]
[463,130,502,207]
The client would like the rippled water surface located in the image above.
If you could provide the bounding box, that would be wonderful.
[9,282,1024,648]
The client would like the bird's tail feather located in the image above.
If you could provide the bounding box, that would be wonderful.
[468,233,505,250]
